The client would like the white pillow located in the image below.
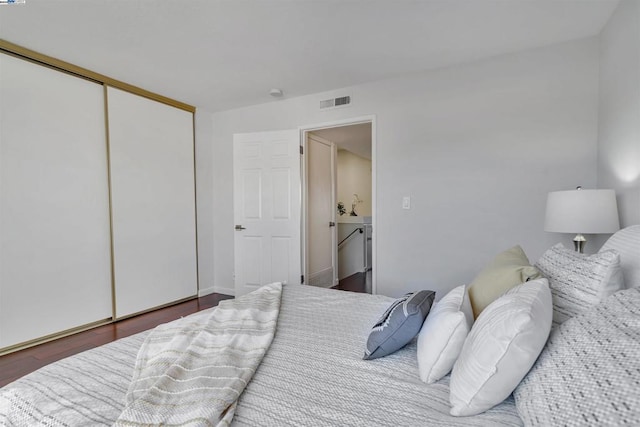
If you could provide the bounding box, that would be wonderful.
[599,225,640,289]
[449,278,552,417]
[535,243,623,326]
[417,285,473,384]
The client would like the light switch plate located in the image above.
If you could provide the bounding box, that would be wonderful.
[402,196,411,209]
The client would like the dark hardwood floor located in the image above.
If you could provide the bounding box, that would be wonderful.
[332,271,370,293]
[0,293,233,387]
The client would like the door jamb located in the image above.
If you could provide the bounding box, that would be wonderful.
[299,115,377,294]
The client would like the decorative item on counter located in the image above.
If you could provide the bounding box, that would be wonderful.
[350,194,363,216]
[337,202,346,216]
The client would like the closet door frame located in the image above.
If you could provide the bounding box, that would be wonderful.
[106,86,199,319]
[0,52,113,350]
[0,40,198,354]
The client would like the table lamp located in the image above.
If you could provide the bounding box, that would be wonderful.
[544,187,620,253]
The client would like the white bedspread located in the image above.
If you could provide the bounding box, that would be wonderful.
[230,284,522,427]
[0,284,522,426]
[115,282,281,426]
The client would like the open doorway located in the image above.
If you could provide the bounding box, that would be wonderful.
[302,120,373,294]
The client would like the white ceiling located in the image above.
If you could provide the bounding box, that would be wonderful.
[0,0,619,113]
[311,123,372,160]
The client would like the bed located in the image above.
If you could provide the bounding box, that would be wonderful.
[1,225,639,426]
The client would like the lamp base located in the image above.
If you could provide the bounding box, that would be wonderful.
[573,233,586,253]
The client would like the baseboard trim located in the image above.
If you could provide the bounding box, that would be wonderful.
[309,267,334,288]
[199,284,235,297]
[198,286,216,297]
[310,281,334,289]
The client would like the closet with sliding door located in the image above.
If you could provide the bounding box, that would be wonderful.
[0,42,198,353]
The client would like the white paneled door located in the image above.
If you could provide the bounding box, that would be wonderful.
[307,134,337,288]
[233,130,301,296]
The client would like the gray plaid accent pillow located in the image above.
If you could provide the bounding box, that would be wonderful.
[514,287,640,426]
[535,243,623,326]
[363,290,435,360]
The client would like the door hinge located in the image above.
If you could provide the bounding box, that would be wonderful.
[300,145,304,155]
[301,274,304,284]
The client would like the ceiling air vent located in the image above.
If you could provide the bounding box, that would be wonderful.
[320,96,351,110]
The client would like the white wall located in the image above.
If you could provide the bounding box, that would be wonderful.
[597,0,640,230]
[337,150,372,217]
[337,223,365,280]
[206,38,599,298]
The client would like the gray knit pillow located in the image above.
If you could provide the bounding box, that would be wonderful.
[514,288,640,426]
[363,290,435,360]
[535,243,623,326]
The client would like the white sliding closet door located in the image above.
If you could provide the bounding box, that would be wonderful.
[107,87,197,318]
[0,54,112,348]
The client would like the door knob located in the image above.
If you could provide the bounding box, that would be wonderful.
[329,222,336,227]
[235,225,246,230]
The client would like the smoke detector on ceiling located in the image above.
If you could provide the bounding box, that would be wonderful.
[320,96,351,110]
[269,88,284,97]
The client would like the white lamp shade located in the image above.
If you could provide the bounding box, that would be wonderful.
[544,189,620,234]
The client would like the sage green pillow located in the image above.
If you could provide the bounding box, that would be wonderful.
[467,245,541,318]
